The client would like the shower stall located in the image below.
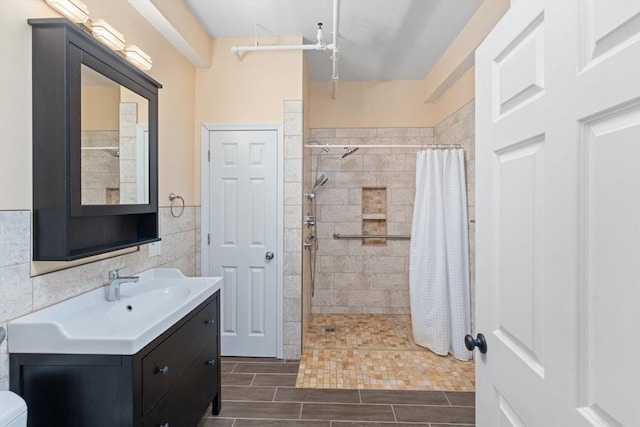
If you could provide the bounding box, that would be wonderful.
[299,114,476,390]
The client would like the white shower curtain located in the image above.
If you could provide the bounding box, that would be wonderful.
[409,148,472,361]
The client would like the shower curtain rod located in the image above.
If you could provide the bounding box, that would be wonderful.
[304,144,464,149]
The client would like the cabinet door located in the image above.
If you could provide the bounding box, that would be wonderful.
[142,299,217,414]
[143,338,219,427]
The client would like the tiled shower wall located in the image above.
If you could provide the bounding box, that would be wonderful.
[434,100,476,326]
[283,100,304,359]
[81,130,120,204]
[308,127,434,314]
[0,207,199,390]
[307,104,475,316]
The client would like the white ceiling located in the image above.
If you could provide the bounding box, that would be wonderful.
[185,0,483,81]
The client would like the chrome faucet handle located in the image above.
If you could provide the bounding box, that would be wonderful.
[109,267,127,279]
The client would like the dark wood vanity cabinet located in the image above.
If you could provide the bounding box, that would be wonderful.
[9,292,221,427]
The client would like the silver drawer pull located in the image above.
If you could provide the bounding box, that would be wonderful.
[206,359,215,366]
[205,319,215,325]
[160,423,169,427]
[154,366,169,375]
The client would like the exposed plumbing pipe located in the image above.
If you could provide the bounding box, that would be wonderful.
[232,42,324,55]
[327,0,340,99]
[230,0,341,100]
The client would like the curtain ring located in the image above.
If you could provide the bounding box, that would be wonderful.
[168,193,185,218]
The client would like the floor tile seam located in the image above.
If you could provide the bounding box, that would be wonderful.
[302,348,427,352]
[270,400,397,406]
[391,402,398,422]
[231,362,293,364]
[298,412,397,423]
[248,373,257,386]
[225,363,238,373]
[442,391,452,406]
[390,403,474,408]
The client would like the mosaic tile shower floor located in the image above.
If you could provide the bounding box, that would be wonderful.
[296,314,475,391]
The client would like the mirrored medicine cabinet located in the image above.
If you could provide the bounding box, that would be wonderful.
[29,18,162,261]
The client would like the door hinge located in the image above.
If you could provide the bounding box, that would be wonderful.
[208,150,210,162]
[207,234,210,245]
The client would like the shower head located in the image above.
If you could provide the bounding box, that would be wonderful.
[312,175,328,192]
[341,147,359,159]
[103,149,120,158]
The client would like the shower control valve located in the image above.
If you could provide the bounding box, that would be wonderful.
[304,215,316,227]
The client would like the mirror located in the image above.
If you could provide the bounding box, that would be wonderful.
[80,64,150,205]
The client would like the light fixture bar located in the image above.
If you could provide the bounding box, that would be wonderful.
[124,45,153,71]
[91,19,125,51]
[45,0,89,23]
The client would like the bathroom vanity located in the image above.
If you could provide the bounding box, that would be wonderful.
[9,269,222,427]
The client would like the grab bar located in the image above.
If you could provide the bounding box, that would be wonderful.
[333,233,410,240]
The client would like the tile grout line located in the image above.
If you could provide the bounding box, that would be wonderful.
[299,401,304,420]
[390,403,398,423]
[443,391,452,406]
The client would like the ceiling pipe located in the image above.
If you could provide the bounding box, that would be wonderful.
[230,0,341,100]
[327,0,340,99]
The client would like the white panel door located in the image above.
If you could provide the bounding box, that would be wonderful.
[476,1,640,426]
[208,130,278,357]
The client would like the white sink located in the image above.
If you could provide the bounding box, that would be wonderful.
[105,287,191,326]
[8,268,222,355]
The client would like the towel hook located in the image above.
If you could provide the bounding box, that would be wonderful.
[168,193,185,218]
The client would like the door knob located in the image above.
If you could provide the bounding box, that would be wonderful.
[464,333,487,354]
[265,251,274,260]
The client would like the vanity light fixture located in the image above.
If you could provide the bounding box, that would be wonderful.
[124,45,153,71]
[91,19,125,51]
[44,0,89,24]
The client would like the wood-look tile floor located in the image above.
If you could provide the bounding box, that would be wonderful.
[199,358,475,426]
[297,314,475,391]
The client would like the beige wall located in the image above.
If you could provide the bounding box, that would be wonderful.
[0,1,52,210]
[429,67,475,126]
[309,80,435,128]
[81,85,120,131]
[422,0,509,101]
[0,0,197,210]
[308,71,475,129]
[193,36,304,205]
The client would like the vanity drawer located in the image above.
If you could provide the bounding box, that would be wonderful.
[143,337,219,427]
[142,297,218,414]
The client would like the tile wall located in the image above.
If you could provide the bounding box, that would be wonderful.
[283,100,304,359]
[306,127,434,314]
[0,206,199,390]
[306,101,475,317]
[118,102,139,204]
[80,130,120,204]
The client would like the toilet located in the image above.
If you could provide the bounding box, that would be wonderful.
[0,391,27,427]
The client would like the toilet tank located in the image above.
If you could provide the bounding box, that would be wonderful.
[0,391,27,427]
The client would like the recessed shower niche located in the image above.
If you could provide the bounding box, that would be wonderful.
[362,187,387,245]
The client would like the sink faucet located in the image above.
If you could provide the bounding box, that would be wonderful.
[106,268,139,302]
